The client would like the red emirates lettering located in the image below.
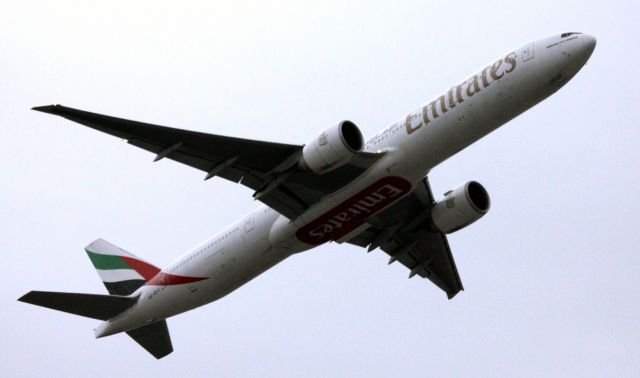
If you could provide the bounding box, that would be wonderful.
[296,176,412,245]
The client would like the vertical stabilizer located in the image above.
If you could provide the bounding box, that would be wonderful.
[85,239,160,296]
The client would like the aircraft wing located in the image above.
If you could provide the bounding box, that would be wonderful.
[33,105,383,219]
[347,177,464,299]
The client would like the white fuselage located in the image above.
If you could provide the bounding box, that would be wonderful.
[95,33,595,337]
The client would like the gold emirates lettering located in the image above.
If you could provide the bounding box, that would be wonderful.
[406,52,517,134]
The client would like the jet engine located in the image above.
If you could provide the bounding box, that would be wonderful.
[299,121,364,174]
[430,181,491,234]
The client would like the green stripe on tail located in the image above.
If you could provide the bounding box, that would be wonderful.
[86,250,131,270]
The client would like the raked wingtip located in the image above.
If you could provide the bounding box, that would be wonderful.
[31,104,58,113]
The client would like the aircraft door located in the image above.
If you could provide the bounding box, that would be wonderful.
[522,42,535,62]
[243,213,255,240]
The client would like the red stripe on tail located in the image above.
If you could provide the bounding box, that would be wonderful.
[119,256,161,281]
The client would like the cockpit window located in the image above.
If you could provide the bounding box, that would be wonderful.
[561,32,582,38]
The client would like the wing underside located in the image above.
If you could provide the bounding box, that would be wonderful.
[33,104,383,219]
[347,177,463,298]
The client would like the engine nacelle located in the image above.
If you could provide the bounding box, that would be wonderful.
[299,120,364,174]
[431,181,491,234]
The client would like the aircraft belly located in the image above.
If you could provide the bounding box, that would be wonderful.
[140,218,293,320]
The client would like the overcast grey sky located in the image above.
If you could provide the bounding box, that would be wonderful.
[2,1,639,376]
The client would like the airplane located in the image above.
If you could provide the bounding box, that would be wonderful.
[19,32,596,359]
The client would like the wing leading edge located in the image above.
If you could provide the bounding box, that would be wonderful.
[33,105,383,219]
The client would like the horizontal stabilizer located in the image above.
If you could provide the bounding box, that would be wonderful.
[127,320,173,359]
[18,291,137,320]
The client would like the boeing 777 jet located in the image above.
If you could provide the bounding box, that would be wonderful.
[19,33,596,358]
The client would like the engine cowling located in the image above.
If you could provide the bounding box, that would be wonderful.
[299,120,364,174]
[431,181,491,234]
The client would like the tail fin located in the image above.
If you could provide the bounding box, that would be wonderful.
[18,291,137,320]
[19,239,174,359]
[85,239,160,296]
[127,321,173,359]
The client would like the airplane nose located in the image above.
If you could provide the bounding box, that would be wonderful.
[557,34,596,80]
[578,34,597,60]
[569,34,597,66]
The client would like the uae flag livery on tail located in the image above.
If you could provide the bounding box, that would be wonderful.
[85,239,161,296]
[86,239,208,295]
